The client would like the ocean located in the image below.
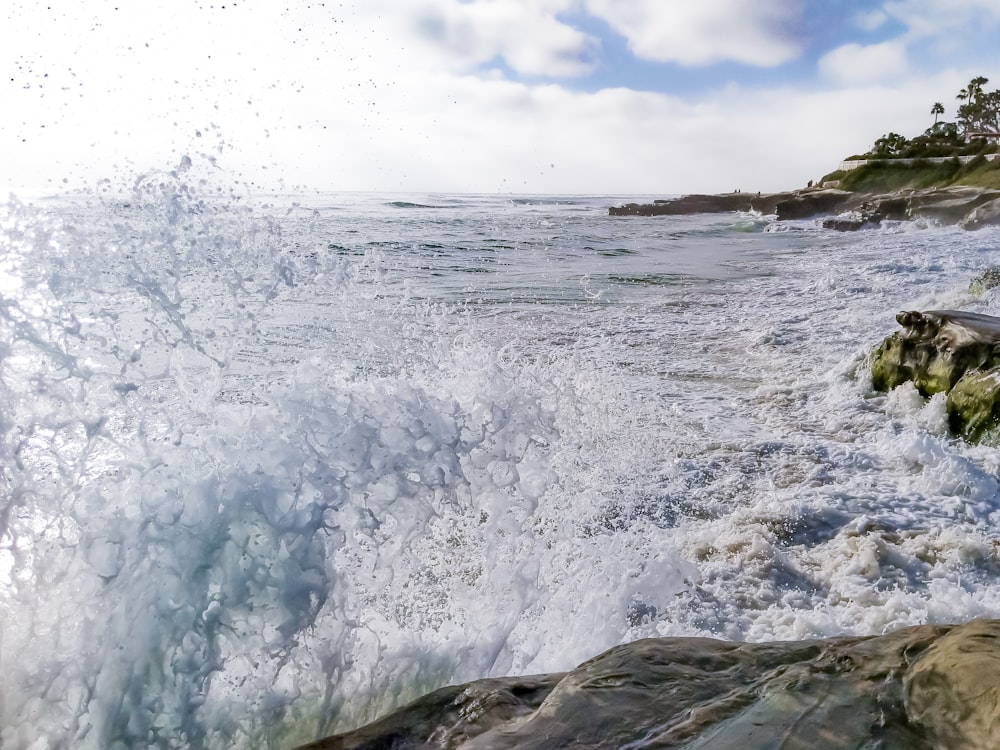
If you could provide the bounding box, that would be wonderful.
[4,166,1000,748]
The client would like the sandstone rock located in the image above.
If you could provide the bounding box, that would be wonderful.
[905,620,1000,750]
[774,190,854,220]
[822,216,875,231]
[295,621,1000,749]
[960,197,1000,230]
[609,186,1000,229]
[870,310,1000,441]
[294,676,562,750]
[903,187,996,222]
[608,192,796,217]
[822,209,885,231]
[865,195,910,220]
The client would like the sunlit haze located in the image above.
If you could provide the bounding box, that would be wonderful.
[5,0,1000,195]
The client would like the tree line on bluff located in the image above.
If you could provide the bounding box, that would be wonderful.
[852,76,1000,161]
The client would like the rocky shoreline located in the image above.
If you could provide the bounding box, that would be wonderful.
[288,310,1000,749]
[610,186,1000,230]
[297,619,1000,749]
[288,244,1000,750]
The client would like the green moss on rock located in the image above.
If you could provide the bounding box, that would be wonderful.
[871,309,1000,442]
[968,267,1000,295]
[947,369,1000,442]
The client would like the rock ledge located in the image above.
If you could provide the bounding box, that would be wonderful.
[296,619,1000,750]
[610,187,1000,230]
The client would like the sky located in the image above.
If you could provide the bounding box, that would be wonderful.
[4,0,1000,196]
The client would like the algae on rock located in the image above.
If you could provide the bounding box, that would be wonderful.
[871,309,1000,441]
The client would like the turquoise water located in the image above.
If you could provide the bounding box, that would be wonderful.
[3,166,1000,748]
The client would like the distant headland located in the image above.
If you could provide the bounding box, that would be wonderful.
[612,76,1000,230]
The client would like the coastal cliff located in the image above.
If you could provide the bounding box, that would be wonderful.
[610,186,1000,230]
[297,620,1000,749]
[607,191,799,216]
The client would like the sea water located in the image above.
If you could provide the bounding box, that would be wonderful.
[4,163,1000,748]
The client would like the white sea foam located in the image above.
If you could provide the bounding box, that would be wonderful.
[3,172,1000,747]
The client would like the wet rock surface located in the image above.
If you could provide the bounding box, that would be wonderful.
[607,192,797,216]
[871,310,1000,441]
[611,187,1000,230]
[822,211,885,231]
[907,188,1000,223]
[960,196,1000,230]
[904,620,1000,750]
[773,189,854,220]
[295,620,1000,749]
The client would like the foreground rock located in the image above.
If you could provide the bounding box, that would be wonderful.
[871,309,1000,441]
[611,186,1000,230]
[296,620,1000,749]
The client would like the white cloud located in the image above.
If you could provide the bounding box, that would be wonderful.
[403,0,599,77]
[882,0,1000,38]
[4,0,1000,197]
[0,56,979,197]
[818,41,909,85]
[854,9,889,32]
[583,0,804,67]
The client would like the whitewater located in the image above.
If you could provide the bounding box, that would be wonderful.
[4,163,1000,748]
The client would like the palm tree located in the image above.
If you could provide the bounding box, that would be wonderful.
[957,77,988,104]
[957,77,991,134]
[931,102,945,124]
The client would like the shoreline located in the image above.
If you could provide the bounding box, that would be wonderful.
[609,184,1000,230]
